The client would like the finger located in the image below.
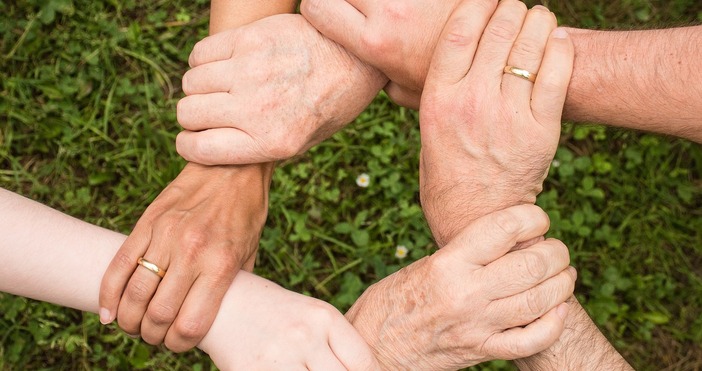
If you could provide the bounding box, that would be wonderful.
[301,0,366,56]
[424,0,498,88]
[383,82,420,109]
[140,266,196,345]
[305,349,347,371]
[482,238,571,299]
[531,27,574,126]
[489,266,577,328]
[188,30,239,68]
[441,204,550,266]
[177,93,241,131]
[242,253,256,272]
[117,251,169,335]
[485,301,570,360]
[175,128,267,165]
[328,316,381,370]
[164,274,231,352]
[182,60,236,95]
[468,0,528,85]
[99,224,152,325]
[501,6,557,102]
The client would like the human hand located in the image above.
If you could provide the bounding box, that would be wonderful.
[301,0,464,108]
[99,162,273,352]
[346,205,575,370]
[419,0,574,246]
[175,14,387,165]
[199,271,380,370]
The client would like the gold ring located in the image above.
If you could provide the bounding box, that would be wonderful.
[137,257,166,278]
[503,65,537,83]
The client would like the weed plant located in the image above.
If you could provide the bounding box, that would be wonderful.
[1,0,701,369]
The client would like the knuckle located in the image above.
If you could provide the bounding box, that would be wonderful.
[114,250,137,271]
[524,287,545,318]
[548,238,570,262]
[485,18,520,42]
[492,209,522,237]
[442,17,480,49]
[266,137,298,160]
[512,37,545,61]
[146,302,178,326]
[188,41,205,67]
[125,278,154,303]
[176,97,193,127]
[173,317,207,342]
[286,322,315,345]
[520,250,548,282]
[360,30,391,56]
[181,228,209,251]
[380,1,411,22]
[299,0,317,16]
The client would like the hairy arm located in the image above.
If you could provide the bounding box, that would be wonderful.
[302,1,702,142]
[515,297,632,370]
[564,26,702,142]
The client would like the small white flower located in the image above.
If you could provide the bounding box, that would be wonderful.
[356,173,370,188]
[551,160,561,168]
[395,245,409,259]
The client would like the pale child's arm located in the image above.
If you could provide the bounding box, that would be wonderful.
[0,188,378,370]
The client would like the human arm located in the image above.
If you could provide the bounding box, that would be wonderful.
[301,0,702,143]
[0,188,379,370]
[514,296,632,370]
[416,1,631,369]
[98,0,300,352]
[341,2,578,369]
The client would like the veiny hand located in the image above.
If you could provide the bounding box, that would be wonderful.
[199,271,380,370]
[346,205,575,370]
[99,162,273,352]
[301,0,464,108]
[176,14,387,165]
[419,0,575,246]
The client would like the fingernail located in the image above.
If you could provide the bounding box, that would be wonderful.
[99,307,113,325]
[552,27,569,39]
[532,5,548,11]
[557,302,570,319]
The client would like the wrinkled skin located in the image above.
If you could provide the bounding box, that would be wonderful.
[176,14,386,165]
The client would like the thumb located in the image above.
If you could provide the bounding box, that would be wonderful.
[439,204,550,266]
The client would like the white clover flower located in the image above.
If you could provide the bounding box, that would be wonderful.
[356,173,370,188]
[395,245,409,259]
[551,160,561,168]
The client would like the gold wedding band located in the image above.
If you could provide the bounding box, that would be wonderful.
[503,65,537,83]
[137,257,166,278]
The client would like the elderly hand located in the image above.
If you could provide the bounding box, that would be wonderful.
[199,271,379,370]
[175,14,386,165]
[419,0,574,246]
[346,205,575,370]
[301,0,465,108]
[99,162,273,352]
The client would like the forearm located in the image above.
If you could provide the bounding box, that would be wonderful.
[564,25,702,142]
[515,296,632,370]
[0,188,257,355]
[210,0,296,33]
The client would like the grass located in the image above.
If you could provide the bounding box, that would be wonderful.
[1,0,701,369]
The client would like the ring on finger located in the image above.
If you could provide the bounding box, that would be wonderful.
[503,65,537,83]
[137,257,167,278]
